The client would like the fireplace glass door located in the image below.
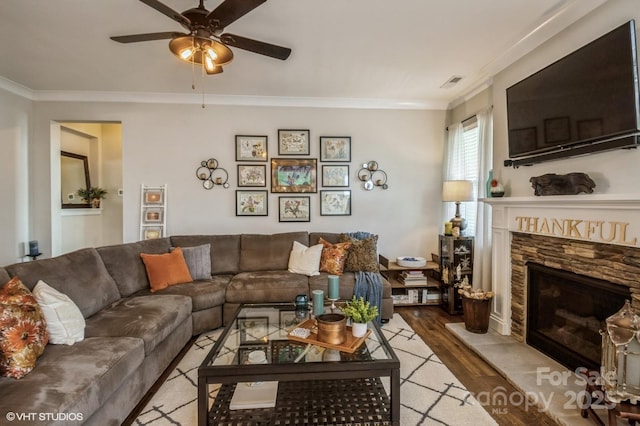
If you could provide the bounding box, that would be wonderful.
[527,262,629,372]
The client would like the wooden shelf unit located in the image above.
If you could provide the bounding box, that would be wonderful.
[379,255,440,306]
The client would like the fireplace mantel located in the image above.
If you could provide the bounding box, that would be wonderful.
[483,193,640,335]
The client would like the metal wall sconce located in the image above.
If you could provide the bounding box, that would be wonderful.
[358,161,388,190]
[196,158,229,189]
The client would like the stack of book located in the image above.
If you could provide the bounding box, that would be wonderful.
[399,270,428,286]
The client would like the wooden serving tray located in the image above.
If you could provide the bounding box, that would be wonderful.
[287,318,371,353]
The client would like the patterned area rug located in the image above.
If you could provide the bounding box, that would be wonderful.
[134,314,496,425]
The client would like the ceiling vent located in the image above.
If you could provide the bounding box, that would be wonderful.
[440,75,463,89]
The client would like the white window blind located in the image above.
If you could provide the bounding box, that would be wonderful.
[447,118,479,236]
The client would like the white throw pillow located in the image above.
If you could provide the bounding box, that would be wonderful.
[287,241,323,276]
[33,280,85,345]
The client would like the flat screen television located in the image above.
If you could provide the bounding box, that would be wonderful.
[506,20,640,167]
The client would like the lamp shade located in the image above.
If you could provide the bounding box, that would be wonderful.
[442,180,474,202]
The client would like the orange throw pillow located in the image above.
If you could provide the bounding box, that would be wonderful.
[140,248,193,292]
[318,238,352,276]
[0,277,49,379]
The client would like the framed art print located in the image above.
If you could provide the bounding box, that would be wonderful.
[279,196,310,222]
[320,136,351,162]
[143,227,163,240]
[237,164,267,187]
[322,165,349,187]
[236,190,268,216]
[236,135,268,162]
[320,190,351,216]
[144,189,163,204]
[271,158,317,193]
[278,129,310,155]
[143,208,163,223]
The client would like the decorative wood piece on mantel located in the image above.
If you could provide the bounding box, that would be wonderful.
[529,172,595,196]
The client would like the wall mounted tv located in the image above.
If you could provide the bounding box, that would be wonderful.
[505,20,640,167]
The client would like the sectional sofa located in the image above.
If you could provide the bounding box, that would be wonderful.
[0,231,392,425]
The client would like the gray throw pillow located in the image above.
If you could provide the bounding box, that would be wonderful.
[171,244,211,280]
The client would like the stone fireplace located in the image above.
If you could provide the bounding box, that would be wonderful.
[484,194,640,370]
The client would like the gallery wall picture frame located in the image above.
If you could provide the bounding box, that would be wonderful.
[236,190,268,216]
[236,135,268,162]
[271,158,317,193]
[322,164,349,187]
[544,116,571,144]
[320,136,351,162]
[278,196,311,222]
[237,164,267,187]
[278,129,310,155]
[320,190,351,216]
[143,208,163,223]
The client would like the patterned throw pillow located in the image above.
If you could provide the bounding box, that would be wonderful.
[339,234,379,272]
[318,238,352,276]
[0,277,49,379]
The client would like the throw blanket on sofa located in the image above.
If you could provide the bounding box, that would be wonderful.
[348,231,383,325]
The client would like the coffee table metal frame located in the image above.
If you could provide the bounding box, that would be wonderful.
[197,303,400,425]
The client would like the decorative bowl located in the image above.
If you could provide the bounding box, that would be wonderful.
[396,256,426,268]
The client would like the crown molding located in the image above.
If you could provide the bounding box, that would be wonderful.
[0,80,446,110]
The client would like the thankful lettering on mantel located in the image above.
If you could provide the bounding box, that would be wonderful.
[515,216,638,246]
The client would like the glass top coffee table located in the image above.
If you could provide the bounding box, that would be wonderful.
[197,303,400,426]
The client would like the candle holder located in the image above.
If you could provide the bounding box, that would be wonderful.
[328,298,339,311]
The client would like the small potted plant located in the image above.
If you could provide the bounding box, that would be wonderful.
[77,187,108,208]
[341,296,379,337]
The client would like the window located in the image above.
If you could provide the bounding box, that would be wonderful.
[446,117,479,236]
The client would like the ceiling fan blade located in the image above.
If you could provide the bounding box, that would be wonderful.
[138,0,191,28]
[220,33,291,60]
[110,32,184,43]
[207,0,267,29]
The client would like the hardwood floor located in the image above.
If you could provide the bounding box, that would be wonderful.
[396,306,559,426]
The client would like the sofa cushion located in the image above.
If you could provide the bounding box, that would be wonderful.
[5,248,121,318]
[133,276,230,312]
[288,241,323,276]
[0,277,49,379]
[140,248,193,292]
[240,232,309,272]
[84,294,191,355]
[0,336,144,420]
[226,271,309,303]
[172,244,211,280]
[309,272,392,299]
[33,280,85,345]
[170,235,241,275]
[97,238,172,297]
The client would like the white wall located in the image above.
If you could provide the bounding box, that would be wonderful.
[0,89,31,264]
[493,0,640,196]
[24,101,445,260]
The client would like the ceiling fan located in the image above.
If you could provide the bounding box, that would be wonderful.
[110,0,292,74]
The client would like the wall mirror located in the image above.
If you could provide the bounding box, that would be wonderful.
[61,151,91,208]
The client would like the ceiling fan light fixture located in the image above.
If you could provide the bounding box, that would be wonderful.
[169,36,233,70]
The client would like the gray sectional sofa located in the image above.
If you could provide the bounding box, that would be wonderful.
[0,231,392,425]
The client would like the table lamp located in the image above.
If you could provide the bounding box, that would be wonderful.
[442,180,474,232]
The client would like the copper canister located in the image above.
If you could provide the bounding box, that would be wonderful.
[316,313,346,345]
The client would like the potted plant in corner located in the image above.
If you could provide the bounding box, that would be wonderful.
[341,296,379,338]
